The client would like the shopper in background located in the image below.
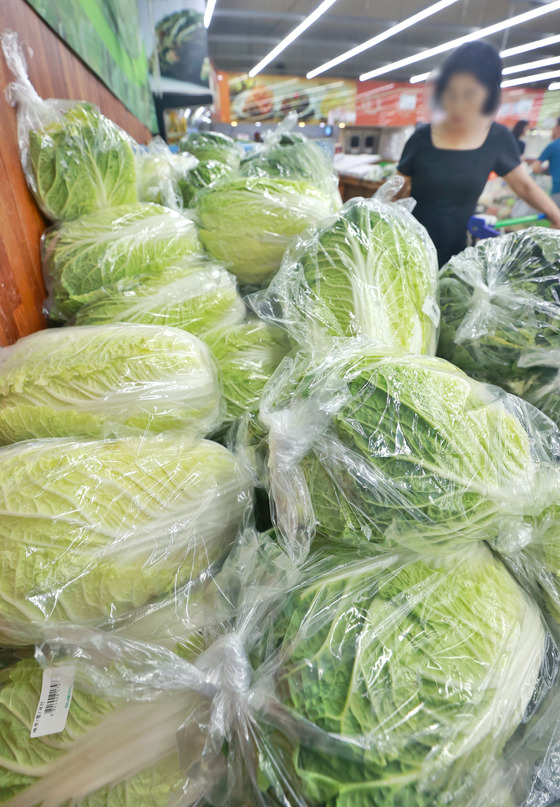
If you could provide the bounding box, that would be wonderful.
[397,42,560,266]
[532,117,560,206]
[512,119,529,155]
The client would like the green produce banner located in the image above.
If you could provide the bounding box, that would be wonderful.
[25,0,156,130]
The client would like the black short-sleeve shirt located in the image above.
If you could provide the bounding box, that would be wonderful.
[398,122,521,266]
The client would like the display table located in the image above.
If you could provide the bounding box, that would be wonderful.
[338,173,384,203]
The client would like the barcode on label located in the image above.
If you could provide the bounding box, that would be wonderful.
[31,666,74,739]
[45,679,61,715]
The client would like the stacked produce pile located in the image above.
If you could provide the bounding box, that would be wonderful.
[2,30,560,807]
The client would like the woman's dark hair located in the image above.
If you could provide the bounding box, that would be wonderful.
[512,119,529,138]
[434,41,503,115]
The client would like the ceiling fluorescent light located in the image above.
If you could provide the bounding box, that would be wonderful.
[503,55,560,75]
[249,0,339,78]
[411,35,560,83]
[307,0,462,79]
[204,0,217,29]
[501,34,560,59]
[360,0,560,81]
[410,71,432,84]
[502,68,560,88]
[549,81,560,91]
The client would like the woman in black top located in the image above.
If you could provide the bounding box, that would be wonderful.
[512,119,529,155]
[398,43,560,266]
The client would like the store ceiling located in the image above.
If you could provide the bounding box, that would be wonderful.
[208,0,560,81]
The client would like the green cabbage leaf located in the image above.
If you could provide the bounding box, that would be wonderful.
[136,139,197,210]
[260,196,439,354]
[43,203,201,321]
[271,544,545,806]
[179,130,243,168]
[29,103,138,222]
[439,228,560,425]
[74,260,245,335]
[240,134,340,205]
[263,345,560,556]
[197,177,336,285]
[178,159,234,207]
[0,658,187,806]
[0,324,222,443]
[0,433,252,640]
[205,318,290,421]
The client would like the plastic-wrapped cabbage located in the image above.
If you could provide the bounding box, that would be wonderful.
[205,318,290,421]
[490,507,560,627]
[439,228,560,426]
[257,196,439,354]
[40,542,556,807]
[261,342,560,560]
[262,545,546,807]
[179,130,243,168]
[0,324,221,443]
[0,658,187,806]
[178,159,234,207]
[74,261,246,334]
[0,433,252,642]
[43,203,201,320]
[2,32,137,222]
[136,137,197,210]
[0,532,297,805]
[241,130,340,204]
[197,177,336,285]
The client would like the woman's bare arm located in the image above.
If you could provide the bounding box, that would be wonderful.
[504,164,560,227]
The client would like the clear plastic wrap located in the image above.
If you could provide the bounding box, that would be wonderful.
[205,318,291,423]
[196,176,338,286]
[0,655,191,806]
[179,130,243,169]
[240,114,341,208]
[253,190,439,355]
[42,202,201,321]
[1,31,138,222]
[0,324,222,443]
[178,158,235,208]
[0,432,253,644]
[136,137,198,210]
[439,228,560,426]
[73,258,246,334]
[259,339,560,563]
[16,541,560,807]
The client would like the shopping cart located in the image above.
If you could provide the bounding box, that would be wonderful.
[468,212,548,240]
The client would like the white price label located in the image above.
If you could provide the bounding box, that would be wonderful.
[31,666,74,738]
[422,295,441,328]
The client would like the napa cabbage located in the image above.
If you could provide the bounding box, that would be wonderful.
[28,103,138,222]
[178,159,234,207]
[240,133,340,205]
[260,196,439,354]
[271,544,545,807]
[439,228,560,426]
[74,260,245,334]
[0,433,252,641]
[197,177,336,285]
[0,324,221,443]
[179,130,243,168]
[205,318,290,421]
[0,658,187,806]
[136,138,197,210]
[263,344,559,556]
[43,203,201,321]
